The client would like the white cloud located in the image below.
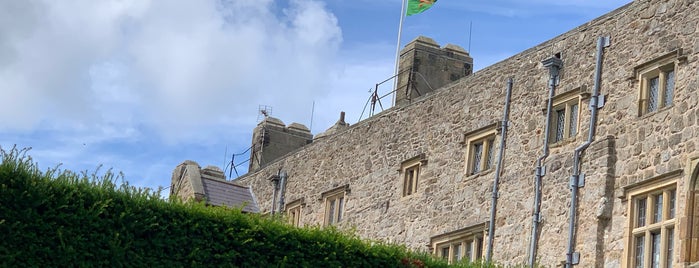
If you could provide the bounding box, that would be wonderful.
[0,0,343,143]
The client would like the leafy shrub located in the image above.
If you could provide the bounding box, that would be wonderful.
[0,147,497,267]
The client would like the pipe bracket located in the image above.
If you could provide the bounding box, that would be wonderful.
[569,174,586,189]
[572,252,580,265]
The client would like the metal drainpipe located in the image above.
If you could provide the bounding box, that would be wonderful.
[565,36,609,268]
[277,171,288,214]
[486,77,513,263]
[529,56,562,268]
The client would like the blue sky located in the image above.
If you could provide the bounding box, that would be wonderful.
[0,0,630,195]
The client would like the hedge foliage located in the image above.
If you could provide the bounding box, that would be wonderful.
[0,147,503,267]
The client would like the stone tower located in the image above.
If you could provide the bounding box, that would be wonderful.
[395,36,473,106]
[248,117,313,172]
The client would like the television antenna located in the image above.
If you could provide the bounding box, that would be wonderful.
[257,105,273,123]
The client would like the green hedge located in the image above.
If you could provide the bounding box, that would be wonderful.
[0,147,496,267]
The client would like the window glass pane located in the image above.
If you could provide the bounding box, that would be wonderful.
[337,197,344,222]
[651,232,661,268]
[669,189,676,219]
[648,76,659,112]
[453,244,461,261]
[569,103,578,137]
[486,140,495,170]
[667,228,674,268]
[653,194,663,223]
[328,199,336,224]
[289,208,299,226]
[472,143,483,173]
[664,70,674,107]
[441,247,449,260]
[405,169,414,195]
[635,235,645,268]
[412,166,418,191]
[465,242,472,262]
[476,238,483,260]
[637,198,647,227]
[555,109,565,142]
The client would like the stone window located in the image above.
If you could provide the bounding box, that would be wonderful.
[322,185,349,226]
[430,223,487,264]
[548,88,585,144]
[463,124,498,175]
[636,51,679,116]
[285,198,304,227]
[400,154,427,197]
[622,172,678,268]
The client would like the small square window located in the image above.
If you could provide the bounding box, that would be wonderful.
[321,185,349,226]
[469,138,495,174]
[326,194,343,225]
[640,67,674,115]
[400,154,426,197]
[403,164,419,196]
[636,51,679,116]
[547,89,584,144]
[285,198,304,227]
[463,124,498,175]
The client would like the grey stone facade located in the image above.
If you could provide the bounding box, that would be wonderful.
[232,0,699,266]
[395,36,473,107]
[248,117,313,172]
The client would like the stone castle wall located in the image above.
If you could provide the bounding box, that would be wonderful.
[236,0,699,266]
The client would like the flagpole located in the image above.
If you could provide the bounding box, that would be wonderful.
[392,0,408,106]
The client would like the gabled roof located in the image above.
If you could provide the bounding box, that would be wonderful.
[171,161,260,213]
[201,177,260,213]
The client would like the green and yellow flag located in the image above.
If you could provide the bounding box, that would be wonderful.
[406,0,437,16]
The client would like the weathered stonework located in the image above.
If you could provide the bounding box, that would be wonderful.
[234,0,699,267]
[395,36,473,107]
[248,117,312,172]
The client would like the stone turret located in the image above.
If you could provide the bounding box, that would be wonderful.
[395,36,473,106]
[248,117,313,172]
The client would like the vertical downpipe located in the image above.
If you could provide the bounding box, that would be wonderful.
[486,77,514,262]
[565,36,609,268]
[529,56,563,267]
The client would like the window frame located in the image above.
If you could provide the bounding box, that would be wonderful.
[430,223,487,264]
[321,185,349,226]
[548,89,589,144]
[400,154,427,197]
[545,87,588,144]
[463,124,499,175]
[622,171,679,268]
[284,198,305,227]
[635,51,680,116]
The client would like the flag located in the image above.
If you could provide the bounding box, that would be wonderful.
[406,0,437,16]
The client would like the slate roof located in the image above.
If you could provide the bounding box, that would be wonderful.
[201,177,260,213]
